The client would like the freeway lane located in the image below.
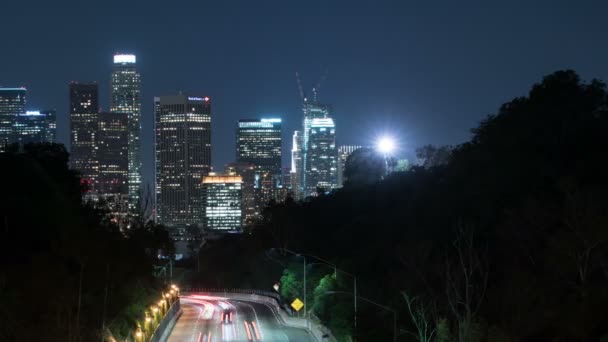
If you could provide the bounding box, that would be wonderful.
[166,294,314,341]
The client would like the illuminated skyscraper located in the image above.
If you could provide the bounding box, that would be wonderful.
[290,130,302,199]
[236,118,282,175]
[13,110,56,144]
[69,82,99,191]
[154,95,211,227]
[97,112,129,225]
[337,145,362,186]
[202,173,242,231]
[226,162,256,224]
[0,87,26,151]
[307,117,338,193]
[111,54,142,213]
[300,98,336,196]
[236,118,282,208]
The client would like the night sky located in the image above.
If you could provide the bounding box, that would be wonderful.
[1,0,606,186]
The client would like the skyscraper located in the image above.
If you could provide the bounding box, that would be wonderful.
[69,82,99,191]
[111,54,142,213]
[290,130,302,199]
[236,118,282,175]
[226,162,256,224]
[0,87,26,151]
[97,112,129,225]
[337,145,362,186]
[307,117,338,193]
[300,99,335,196]
[13,110,56,144]
[154,95,211,228]
[202,173,242,231]
[236,118,282,208]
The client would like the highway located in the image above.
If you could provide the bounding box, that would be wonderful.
[167,293,315,342]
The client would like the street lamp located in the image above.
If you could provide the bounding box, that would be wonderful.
[376,136,395,155]
[323,291,396,342]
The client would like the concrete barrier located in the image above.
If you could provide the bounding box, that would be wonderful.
[150,300,182,342]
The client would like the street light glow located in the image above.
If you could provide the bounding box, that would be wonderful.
[377,136,395,154]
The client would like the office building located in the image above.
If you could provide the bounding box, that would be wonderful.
[154,95,211,227]
[290,130,302,199]
[236,118,282,208]
[0,87,26,151]
[69,82,99,191]
[337,145,362,186]
[97,112,129,225]
[226,162,256,224]
[13,110,56,144]
[111,54,142,213]
[300,100,333,196]
[202,173,243,231]
[307,117,338,193]
[236,118,282,174]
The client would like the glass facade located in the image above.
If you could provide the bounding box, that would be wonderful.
[225,162,256,224]
[202,174,243,231]
[97,112,129,195]
[13,110,56,144]
[308,118,338,192]
[69,82,99,192]
[236,118,282,210]
[300,100,337,196]
[0,87,26,151]
[154,95,211,227]
[111,54,142,213]
[337,145,362,186]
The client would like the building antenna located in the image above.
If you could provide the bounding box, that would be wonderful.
[296,71,305,102]
[312,69,328,102]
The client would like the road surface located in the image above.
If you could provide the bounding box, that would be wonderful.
[166,293,315,342]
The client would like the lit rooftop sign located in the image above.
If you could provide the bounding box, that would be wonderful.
[25,111,43,116]
[114,54,136,64]
[311,118,335,127]
[261,118,281,123]
[188,96,210,102]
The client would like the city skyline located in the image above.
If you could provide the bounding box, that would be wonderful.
[2,1,608,189]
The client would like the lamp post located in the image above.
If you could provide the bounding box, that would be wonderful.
[272,248,358,337]
[306,262,358,341]
[323,291,396,342]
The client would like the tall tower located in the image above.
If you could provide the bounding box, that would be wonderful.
[301,99,333,197]
[111,54,142,214]
[236,118,282,208]
[69,82,99,192]
[308,118,338,193]
[13,110,56,144]
[290,130,302,199]
[154,95,211,229]
[0,87,27,151]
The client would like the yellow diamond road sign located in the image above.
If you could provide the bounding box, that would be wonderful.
[291,298,304,312]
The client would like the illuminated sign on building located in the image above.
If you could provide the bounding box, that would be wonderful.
[113,54,136,64]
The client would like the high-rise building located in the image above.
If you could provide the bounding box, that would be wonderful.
[111,54,142,213]
[236,118,282,175]
[13,110,56,144]
[154,95,211,228]
[97,112,129,225]
[69,82,99,191]
[226,162,256,224]
[0,87,26,151]
[337,145,362,186]
[202,173,242,231]
[290,130,302,199]
[236,118,282,208]
[97,112,129,194]
[301,102,331,195]
[307,117,338,193]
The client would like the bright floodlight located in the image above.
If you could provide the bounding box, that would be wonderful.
[377,137,396,154]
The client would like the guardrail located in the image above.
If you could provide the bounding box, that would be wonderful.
[149,300,181,342]
[182,288,336,342]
